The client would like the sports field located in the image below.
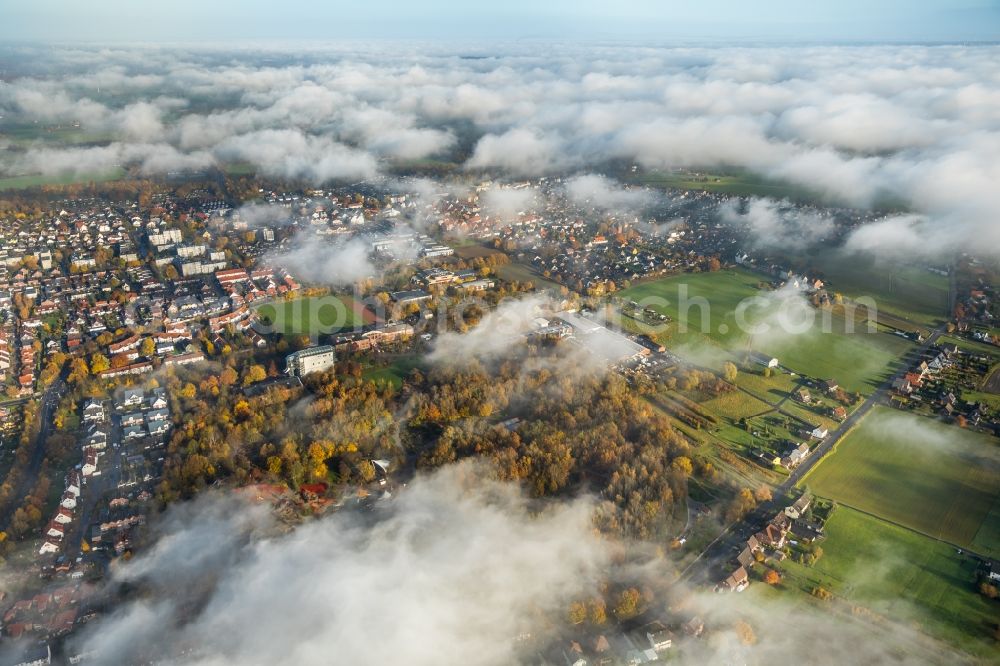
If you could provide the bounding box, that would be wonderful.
[619,270,913,393]
[779,506,1000,659]
[802,407,1000,557]
[254,295,368,334]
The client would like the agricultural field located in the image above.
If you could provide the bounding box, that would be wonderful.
[0,123,116,146]
[791,250,950,328]
[629,168,822,203]
[451,243,506,261]
[644,394,782,490]
[619,270,914,393]
[801,406,1000,557]
[495,261,563,292]
[778,506,1000,659]
[764,317,913,393]
[733,368,799,404]
[0,167,126,191]
[699,389,772,421]
[254,295,367,335]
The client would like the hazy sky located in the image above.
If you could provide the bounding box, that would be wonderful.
[0,0,998,43]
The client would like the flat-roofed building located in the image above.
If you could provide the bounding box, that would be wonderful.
[285,345,336,377]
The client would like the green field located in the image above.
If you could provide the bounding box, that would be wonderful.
[802,407,1000,557]
[619,270,913,393]
[0,124,116,146]
[362,356,423,389]
[779,506,1000,659]
[630,169,823,203]
[495,262,563,292]
[788,250,949,327]
[699,389,772,420]
[0,167,126,191]
[254,295,364,335]
[223,162,257,176]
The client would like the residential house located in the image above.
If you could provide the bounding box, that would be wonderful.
[720,566,749,592]
[645,623,673,652]
[119,388,144,410]
[809,426,829,439]
[81,399,105,423]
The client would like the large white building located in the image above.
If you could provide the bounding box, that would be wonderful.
[285,346,336,377]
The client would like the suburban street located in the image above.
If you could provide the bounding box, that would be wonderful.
[0,377,66,534]
[682,320,949,584]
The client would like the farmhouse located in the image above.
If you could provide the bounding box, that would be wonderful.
[719,566,749,592]
[755,523,787,550]
[780,442,810,469]
[891,377,912,394]
[785,494,812,520]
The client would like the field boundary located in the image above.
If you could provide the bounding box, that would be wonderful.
[795,418,863,485]
[822,500,989,562]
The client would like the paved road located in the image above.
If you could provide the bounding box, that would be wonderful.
[0,378,67,533]
[683,322,948,584]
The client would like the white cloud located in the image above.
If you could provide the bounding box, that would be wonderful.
[720,198,835,251]
[70,465,609,666]
[1,43,999,256]
[563,174,656,212]
[467,128,562,175]
[264,231,379,285]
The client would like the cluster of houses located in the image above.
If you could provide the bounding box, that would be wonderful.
[38,472,82,556]
[119,388,171,444]
[717,495,815,593]
[0,193,311,396]
[890,342,998,429]
[2,583,88,643]
[891,347,955,397]
[554,620,681,666]
[954,281,996,327]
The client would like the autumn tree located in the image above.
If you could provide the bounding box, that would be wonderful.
[764,569,781,585]
[613,587,642,620]
[242,364,267,386]
[587,597,607,625]
[722,361,738,382]
[220,367,238,386]
[90,353,110,375]
[725,488,757,522]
